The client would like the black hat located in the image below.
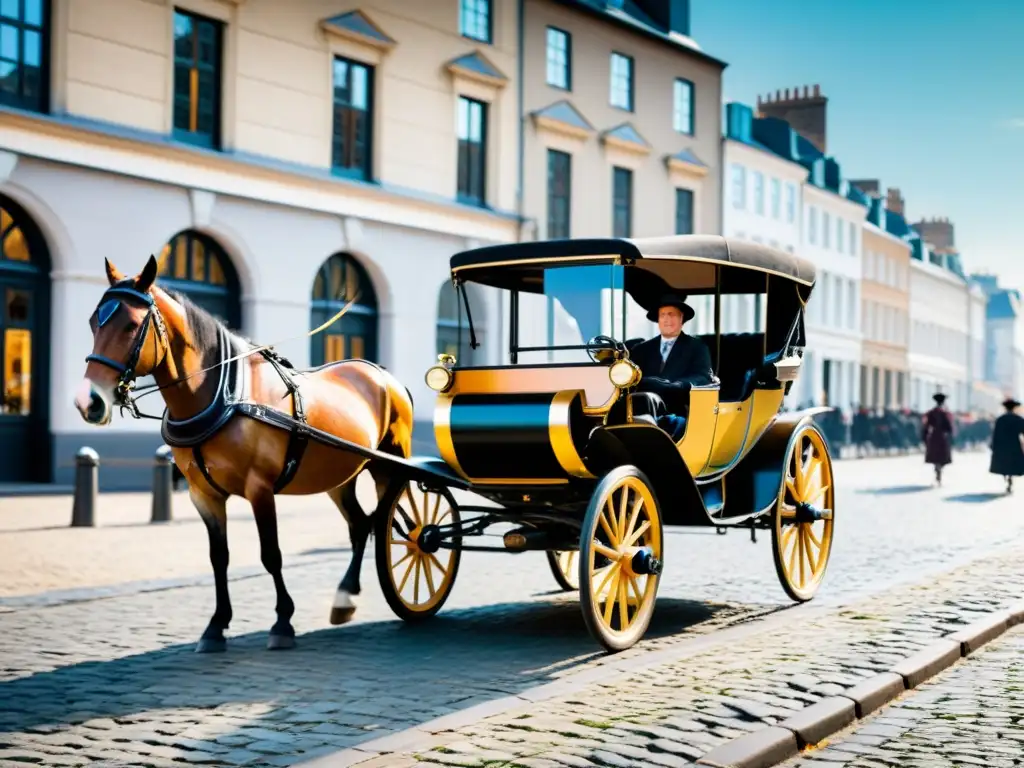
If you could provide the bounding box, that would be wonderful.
[932,392,947,403]
[1004,397,1021,409]
[646,293,695,323]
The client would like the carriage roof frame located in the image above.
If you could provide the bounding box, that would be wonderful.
[449,235,817,297]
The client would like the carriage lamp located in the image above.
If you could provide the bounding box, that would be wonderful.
[425,353,456,392]
[608,359,641,389]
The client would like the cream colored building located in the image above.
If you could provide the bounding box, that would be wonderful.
[0,0,524,487]
[0,0,727,487]
[860,215,911,409]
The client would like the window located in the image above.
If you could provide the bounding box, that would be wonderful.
[731,164,746,209]
[545,27,570,89]
[612,166,632,238]
[752,171,764,215]
[157,230,240,328]
[675,188,694,235]
[770,178,781,219]
[331,57,372,179]
[673,78,693,134]
[460,0,491,43]
[847,280,856,329]
[0,0,46,112]
[311,253,378,366]
[547,149,571,239]
[437,281,484,367]
[849,222,857,255]
[836,217,844,252]
[822,211,831,248]
[609,52,633,111]
[457,96,487,205]
[808,206,818,244]
[173,9,222,148]
[786,183,796,223]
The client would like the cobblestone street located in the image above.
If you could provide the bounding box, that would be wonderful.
[0,451,1020,767]
[782,627,1024,768]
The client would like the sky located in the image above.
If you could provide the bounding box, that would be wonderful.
[691,0,1024,291]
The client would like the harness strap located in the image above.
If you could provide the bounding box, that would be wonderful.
[193,446,230,499]
[260,351,311,494]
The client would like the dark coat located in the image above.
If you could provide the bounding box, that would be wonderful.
[922,406,954,466]
[990,412,1024,477]
[631,333,714,413]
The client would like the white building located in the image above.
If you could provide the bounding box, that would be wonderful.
[985,286,1024,401]
[908,250,971,411]
[708,103,806,340]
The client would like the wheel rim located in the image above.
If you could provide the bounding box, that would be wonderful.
[385,483,457,612]
[776,426,834,599]
[553,550,579,589]
[585,475,661,641]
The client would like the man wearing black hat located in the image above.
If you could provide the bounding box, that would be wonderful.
[990,397,1024,494]
[630,293,714,440]
[922,391,954,485]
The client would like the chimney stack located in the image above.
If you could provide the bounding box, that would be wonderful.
[755,83,829,154]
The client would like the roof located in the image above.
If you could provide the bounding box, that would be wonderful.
[551,0,728,69]
[446,51,508,85]
[320,11,395,48]
[450,235,817,294]
[532,100,595,135]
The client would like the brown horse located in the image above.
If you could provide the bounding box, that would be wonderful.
[75,255,414,652]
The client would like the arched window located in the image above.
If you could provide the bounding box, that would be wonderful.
[157,230,241,328]
[311,253,378,366]
[437,280,484,366]
[0,195,50,482]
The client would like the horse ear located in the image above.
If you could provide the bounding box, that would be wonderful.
[105,258,125,286]
[136,254,159,292]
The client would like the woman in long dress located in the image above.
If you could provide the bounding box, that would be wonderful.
[922,392,954,486]
[990,397,1024,494]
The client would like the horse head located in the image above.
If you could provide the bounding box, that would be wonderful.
[76,255,170,425]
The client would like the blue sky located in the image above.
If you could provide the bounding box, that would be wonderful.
[691,0,1024,291]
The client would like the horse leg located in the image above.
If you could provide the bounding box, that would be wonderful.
[193,491,232,653]
[250,490,296,650]
[327,480,371,625]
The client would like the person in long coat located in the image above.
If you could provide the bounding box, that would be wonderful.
[922,392,954,485]
[990,398,1024,494]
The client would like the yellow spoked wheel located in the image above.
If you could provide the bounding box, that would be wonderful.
[375,479,461,622]
[772,423,835,602]
[578,465,663,652]
[546,550,580,591]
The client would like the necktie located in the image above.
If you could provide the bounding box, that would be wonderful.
[661,339,671,361]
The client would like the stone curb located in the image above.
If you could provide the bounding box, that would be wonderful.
[295,599,1024,768]
[695,599,1024,768]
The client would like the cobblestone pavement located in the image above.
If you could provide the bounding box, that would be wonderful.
[782,626,1024,768]
[0,451,1017,767]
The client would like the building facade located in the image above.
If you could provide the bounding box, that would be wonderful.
[0,0,730,487]
[859,204,911,409]
[971,276,1024,402]
[0,0,529,486]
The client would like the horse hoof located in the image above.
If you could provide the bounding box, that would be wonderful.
[196,637,226,653]
[329,606,356,625]
[267,633,296,651]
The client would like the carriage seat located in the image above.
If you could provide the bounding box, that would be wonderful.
[696,332,771,402]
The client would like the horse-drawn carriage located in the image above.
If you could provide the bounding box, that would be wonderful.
[80,234,833,654]
[366,235,835,651]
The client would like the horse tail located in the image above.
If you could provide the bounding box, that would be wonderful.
[378,367,414,460]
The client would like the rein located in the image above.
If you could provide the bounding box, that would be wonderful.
[87,284,361,421]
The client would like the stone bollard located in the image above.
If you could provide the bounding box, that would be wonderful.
[70,446,99,527]
[151,445,175,523]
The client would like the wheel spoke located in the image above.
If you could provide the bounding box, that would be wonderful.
[594,542,619,561]
[603,569,621,624]
[413,557,422,603]
[787,528,799,576]
[625,520,651,547]
[806,524,822,549]
[405,487,421,525]
[803,527,819,575]
[797,526,806,587]
[627,573,644,605]
[617,576,629,629]
[599,501,619,546]
[421,552,436,595]
[397,553,416,593]
[391,550,413,572]
[781,522,798,550]
[428,551,449,579]
[794,440,806,496]
[429,492,441,524]
[624,497,644,545]
[617,487,630,543]
[593,563,616,597]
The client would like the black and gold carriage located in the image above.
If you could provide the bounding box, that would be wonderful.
[368,235,834,652]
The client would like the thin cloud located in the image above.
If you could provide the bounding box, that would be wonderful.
[998,118,1024,129]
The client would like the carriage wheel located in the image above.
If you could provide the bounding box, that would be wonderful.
[772,422,835,602]
[547,550,580,591]
[578,465,663,652]
[374,479,461,622]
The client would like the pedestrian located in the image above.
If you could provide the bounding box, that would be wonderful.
[922,392,954,486]
[989,397,1024,494]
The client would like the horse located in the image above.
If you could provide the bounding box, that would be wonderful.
[75,255,414,652]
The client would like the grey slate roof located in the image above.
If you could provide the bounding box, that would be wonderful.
[667,148,707,168]
[603,123,650,148]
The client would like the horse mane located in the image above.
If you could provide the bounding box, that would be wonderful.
[164,288,232,358]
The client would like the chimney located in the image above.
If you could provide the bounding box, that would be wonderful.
[755,83,828,154]
[885,187,905,216]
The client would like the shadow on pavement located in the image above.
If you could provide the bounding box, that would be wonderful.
[856,484,933,496]
[0,596,776,748]
[944,492,1006,504]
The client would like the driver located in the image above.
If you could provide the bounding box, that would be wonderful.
[631,293,715,440]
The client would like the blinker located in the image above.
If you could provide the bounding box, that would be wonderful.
[98,299,121,327]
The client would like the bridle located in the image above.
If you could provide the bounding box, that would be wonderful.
[85,284,168,419]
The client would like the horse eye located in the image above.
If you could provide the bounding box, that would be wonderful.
[124,319,138,332]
